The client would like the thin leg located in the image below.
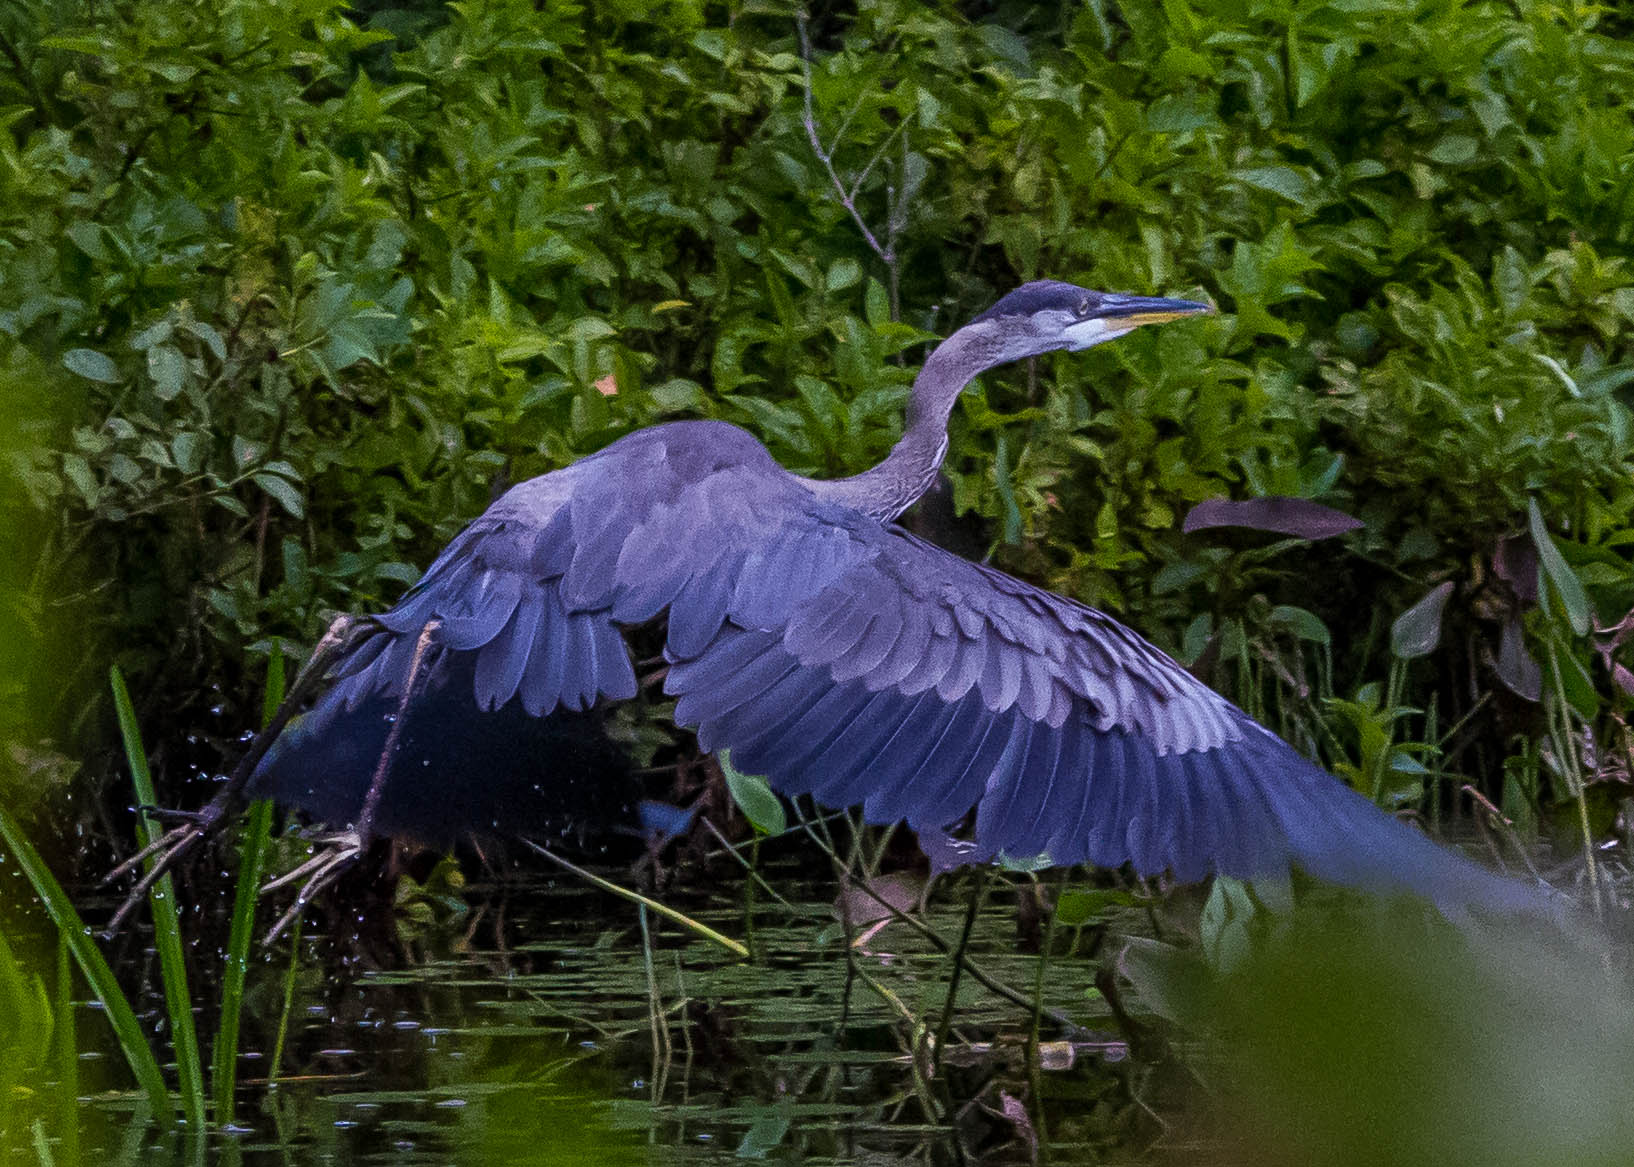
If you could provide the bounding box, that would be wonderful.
[258,619,442,945]
[100,613,376,937]
[354,619,441,843]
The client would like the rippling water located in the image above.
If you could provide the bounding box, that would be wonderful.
[71,859,1161,1164]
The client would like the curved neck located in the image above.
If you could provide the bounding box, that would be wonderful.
[803,327,999,521]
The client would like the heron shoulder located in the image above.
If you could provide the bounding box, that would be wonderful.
[492,419,788,520]
[614,419,785,479]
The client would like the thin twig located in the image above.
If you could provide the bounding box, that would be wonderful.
[797,13,894,267]
[793,812,1092,1037]
[933,866,987,1076]
[696,815,796,910]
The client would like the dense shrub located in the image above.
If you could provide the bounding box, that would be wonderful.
[3,0,1632,852]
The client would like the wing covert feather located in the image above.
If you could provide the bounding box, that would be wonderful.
[277,420,1545,918]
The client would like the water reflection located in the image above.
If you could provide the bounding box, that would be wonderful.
[118,865,1140,1165]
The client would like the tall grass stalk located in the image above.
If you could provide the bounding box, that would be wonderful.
[53,936,79,1164]
[0,805,174,1125]
[266,916,301,1090]
[1543,640,1601,915]
[932,868,988,1077]
[109,667,206,1133]
[210,647,283,1127]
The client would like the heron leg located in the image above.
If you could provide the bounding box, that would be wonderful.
[252,619,442,945]
[99,612,378,937]
[352,618,441,844]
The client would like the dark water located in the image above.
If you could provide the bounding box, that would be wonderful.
[70,863,1162,1165]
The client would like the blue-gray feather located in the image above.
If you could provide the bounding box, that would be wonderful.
[253,417,1550,921]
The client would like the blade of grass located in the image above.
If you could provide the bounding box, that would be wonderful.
[267,915,302,1090]
[520,839,750,958]
[211,645,283,1127]
[110,666,205,1132]
[30,1118,53,1167]
[0,805,174,1125]
[53,934,80,1165]
[211,799,270,1126]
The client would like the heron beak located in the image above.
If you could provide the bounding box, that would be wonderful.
[1060,293,1213,351]
[1093,294,1215,329]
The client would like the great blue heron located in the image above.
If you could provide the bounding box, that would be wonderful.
[111,281,1552,930]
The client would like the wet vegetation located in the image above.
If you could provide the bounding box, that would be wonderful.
[5,0,1634,1161]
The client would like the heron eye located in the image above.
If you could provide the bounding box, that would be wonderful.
[1075,298,1092,318]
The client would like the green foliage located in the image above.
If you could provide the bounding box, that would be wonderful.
[109,665,205,1132]
[1124,902,1634,1167]
[3,0,1634,870]
[720,750,787,837]
[0,803,174,1126]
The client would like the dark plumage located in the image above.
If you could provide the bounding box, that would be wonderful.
[249,281,1553,921]
[254,649,635,848]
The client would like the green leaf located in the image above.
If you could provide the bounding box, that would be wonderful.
[65,221,109,261]
[1270,605,1331,647]
[1390,581,1454,659]
[1235,165,1314,203]
[182,320,227,361]
[718,751,785,836]
[253,472,305,517]
[1527,498,1590,636]
[1055,888,1133,926]
[826,257,862,292]
[63,348,120,383]
[734,1105,791,1158]
[146,344,187,400]
[110,668,205,1131]
[864,279,891,327]
[1547,637,1599,720]
[1426,135,1478,165]
[170,432,203,474]
[0,806,175,1126]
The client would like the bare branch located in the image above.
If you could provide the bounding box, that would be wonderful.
[797,12,894,267]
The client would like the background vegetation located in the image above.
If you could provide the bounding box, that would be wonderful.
[4,0,1634,1156]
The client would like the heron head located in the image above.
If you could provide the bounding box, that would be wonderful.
[968,280,1213,361]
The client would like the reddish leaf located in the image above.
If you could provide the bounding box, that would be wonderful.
[1492,534,1539,605]
[996,1092,1038,1162]
[834,872,925,928]
[1182,496,1362,540]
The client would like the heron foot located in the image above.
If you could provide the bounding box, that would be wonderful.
[260,830,364,944]
[98,797,233,937]
[98,613,381,940]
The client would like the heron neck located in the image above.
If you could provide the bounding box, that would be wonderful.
[803,330,991,522]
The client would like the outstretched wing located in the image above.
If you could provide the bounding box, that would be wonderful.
[260,420,1545,917]
[660,519,1544,919]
